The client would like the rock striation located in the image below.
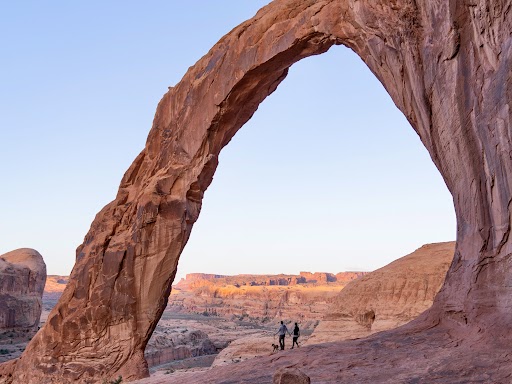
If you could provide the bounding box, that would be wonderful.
[3,0,512,382]
[175,271,365,289]
[170,271,366,325]
[0,249,46,335]
[144,330,216,368]
[210,333,275,368]
[307,242,455,344]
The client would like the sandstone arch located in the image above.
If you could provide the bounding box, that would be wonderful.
[2,0,512,382]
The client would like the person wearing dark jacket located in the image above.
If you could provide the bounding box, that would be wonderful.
[292,322,300,348]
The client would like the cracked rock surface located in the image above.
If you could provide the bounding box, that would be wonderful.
[0,249,46,334]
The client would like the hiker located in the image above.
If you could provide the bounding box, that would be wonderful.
[291,322,300,349]
[275,320,291,350]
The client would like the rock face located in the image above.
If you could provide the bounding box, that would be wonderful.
[273,368,310,384]
[174,274,227,290]
[144,330,216,368]
[307,242,455,344]
[175,271,365,289]
[3,0,512,382]
[170,271,366,324]
[0,249,46,334]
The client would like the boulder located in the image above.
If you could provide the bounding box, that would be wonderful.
[0,248,46,334]
[273,367,310,384]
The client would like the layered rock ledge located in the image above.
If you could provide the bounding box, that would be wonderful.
[0,248,46,335]
[307,242,455,344]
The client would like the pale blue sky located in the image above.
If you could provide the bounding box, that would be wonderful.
[0,1,455,281]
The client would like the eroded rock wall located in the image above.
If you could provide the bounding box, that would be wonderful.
[144,330,216,368]
[307,242,455,344]
[175,271,364,289]
[3,0,512,382]
[170,271,367,324]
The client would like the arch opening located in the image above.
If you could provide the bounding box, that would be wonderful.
[177,45,455,282]
[165,45,457,355]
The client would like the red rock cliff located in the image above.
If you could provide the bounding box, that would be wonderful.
[0,249,46,333]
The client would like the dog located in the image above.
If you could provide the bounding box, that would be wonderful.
[272,343,279,352]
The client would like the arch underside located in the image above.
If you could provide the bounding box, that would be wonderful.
[2,0,512,382]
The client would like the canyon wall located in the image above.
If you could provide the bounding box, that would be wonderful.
[170,271,366,323]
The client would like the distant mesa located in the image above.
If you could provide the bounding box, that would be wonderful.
[273,367,311,384]
[41,276,70,314]
[44,275,69,293]
[170,270,369,322]
[174,271,367,289]
[0,248,46,336]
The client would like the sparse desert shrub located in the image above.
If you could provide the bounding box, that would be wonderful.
[0,349,9,355]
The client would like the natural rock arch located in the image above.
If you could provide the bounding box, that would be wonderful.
[2,0,512,382]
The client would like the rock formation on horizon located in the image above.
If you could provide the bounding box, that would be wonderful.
[3,0,512,382]
[170,270,367,325]
[0,249,46,335]
[307,242,455,344]
[144,330,217,368]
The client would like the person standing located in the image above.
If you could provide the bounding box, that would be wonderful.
[291,322,300,349]
[275,321,291,350]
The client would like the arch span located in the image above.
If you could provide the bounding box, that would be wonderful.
[2,0,512,382]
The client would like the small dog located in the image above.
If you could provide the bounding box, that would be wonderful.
[271,343,279,352]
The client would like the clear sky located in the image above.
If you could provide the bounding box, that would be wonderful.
[0,1,456,282]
